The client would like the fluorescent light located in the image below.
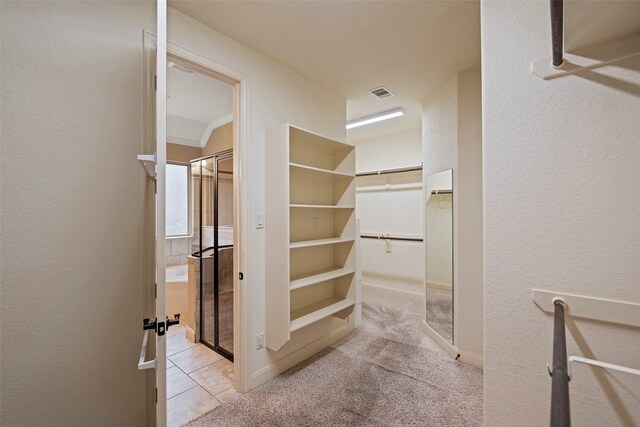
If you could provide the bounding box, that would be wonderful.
[346,107,404,130]
[168,61,194,74]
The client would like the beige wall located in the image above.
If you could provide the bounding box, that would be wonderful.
[0,1,154,425]
[455,67,483,367]
[202,121,233,157]
[354,129,424,295]
[167,7,347,388]
[167,143,201,163]
[482,1,640,425]
[423,66,483,367]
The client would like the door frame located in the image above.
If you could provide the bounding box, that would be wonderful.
[143,29,251,400]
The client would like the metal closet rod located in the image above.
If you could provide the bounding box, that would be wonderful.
[361,233,423,242]
[550,0,564,67]
[356,164,422,177]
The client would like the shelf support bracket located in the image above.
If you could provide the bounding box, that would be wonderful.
[531,32,640,80]
[137,153,157,178]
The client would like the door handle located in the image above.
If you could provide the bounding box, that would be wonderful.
[166,314,180,329]
[138,315,180,371]
[138,329,156,370]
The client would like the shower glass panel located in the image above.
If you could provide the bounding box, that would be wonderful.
[191,151,234,361]
[191,161,201,256]
[425,169,453,344]
[216,155,234,356]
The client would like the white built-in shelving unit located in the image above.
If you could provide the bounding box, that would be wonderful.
[265,124,356,351]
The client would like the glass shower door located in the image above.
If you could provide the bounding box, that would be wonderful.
[215,154,234,357]
[192,152,233,361]
[200,157,216,349]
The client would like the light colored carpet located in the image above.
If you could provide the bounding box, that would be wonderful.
[186,287,482,426]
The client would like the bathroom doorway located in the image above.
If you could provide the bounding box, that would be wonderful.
[162,48,245,425]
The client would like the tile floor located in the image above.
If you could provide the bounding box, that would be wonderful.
[166,325,238,427]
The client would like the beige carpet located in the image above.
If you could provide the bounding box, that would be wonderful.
[186,287,483,426]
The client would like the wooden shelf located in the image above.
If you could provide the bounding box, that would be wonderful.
[290,298,355,332]
[290,267,356,291]
[290,204,354,209]
[290,237,354,249]
[290,163,353,179]
[266,123,357,352]
[290,127,354,151]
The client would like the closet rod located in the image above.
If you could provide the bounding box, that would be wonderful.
[550,0,564,67]
[356,165,422,177]
[361,233,423,242]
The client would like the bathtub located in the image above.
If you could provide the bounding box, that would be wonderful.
[167,264,188,282]
[166,264,189,337]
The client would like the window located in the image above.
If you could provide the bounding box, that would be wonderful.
[166,163,190,237]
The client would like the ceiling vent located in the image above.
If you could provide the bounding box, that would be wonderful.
[369,87,394,99]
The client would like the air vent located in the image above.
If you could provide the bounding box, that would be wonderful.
[369,87,394,99]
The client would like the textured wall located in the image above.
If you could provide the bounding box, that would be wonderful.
[482,1,640,425]
[423,67,483,366]
[167,142,202,163]
[202,122,233,157]
[354,129,424,295]
[1,2,154,425]
[456,67,484,367]
[166,7,347,386]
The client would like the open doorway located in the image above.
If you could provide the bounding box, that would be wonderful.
[163,53,240,426]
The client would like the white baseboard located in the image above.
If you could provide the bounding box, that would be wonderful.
[250,323,353,389]
[426,280,452,291]
[421,321,483,370]
[421,320,459,358]
[459,350,483,370]
[362,282,422,300]
[185,325,195,342]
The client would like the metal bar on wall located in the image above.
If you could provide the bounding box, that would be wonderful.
[360,233,423,242]
[356,165,422,177]
[550,0,564,67]
[550,299,570,427]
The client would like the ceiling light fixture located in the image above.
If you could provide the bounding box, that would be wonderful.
[346,107,404,130]
[168,61,194,74]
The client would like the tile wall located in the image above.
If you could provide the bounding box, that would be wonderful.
[166,237,193,266]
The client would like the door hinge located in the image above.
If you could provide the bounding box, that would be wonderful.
[155,387,158,403]
[239,272,244,280]
[154,283,157,299]
[154,75,157,91]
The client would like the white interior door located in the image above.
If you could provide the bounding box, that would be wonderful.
[138,2,167,425]
[155,0,168,425]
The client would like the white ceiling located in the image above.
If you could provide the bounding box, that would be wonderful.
[167,63,232,123]
[169,0,481,142]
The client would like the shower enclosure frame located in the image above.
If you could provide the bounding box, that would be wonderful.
[192,149,234,362]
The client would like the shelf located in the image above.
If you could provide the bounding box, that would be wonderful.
[290,127,354,151]
[290,297,355,332]
[290,163,353,179]
[266,123,357,352]
[290,237,354,249]
[290,204,354,209]
[290,267,356,291]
